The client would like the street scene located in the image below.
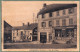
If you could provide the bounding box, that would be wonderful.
[2,1,77,49]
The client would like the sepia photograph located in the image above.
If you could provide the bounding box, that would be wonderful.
[2,1,79,51]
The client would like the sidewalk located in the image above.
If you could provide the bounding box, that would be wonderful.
[4,42,77,49]
[4,42,38,45]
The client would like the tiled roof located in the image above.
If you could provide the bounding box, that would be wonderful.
[12,23,37,30]
[37,4,77,16]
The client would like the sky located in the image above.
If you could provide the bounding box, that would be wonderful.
[2,1,77,27]
[2,1,54,27]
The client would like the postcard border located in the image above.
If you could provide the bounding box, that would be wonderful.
[0,0,80,52]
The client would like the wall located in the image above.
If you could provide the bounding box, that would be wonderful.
[12,29,32,42]
[38,7,77,27]
[37,7,77,43]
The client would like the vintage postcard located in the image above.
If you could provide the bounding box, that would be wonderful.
[1,1,79,51]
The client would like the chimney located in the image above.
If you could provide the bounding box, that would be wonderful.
[43,3,47,7]
[27,22,30,26]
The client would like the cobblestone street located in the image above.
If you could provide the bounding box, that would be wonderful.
[4,42,77,49]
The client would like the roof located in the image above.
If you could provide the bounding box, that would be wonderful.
[12,23,38,30]
[4,20,12,28]
[37,4,77,16]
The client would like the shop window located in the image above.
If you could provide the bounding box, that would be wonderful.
[41,22,46,27]
[68,8,74,14]
[62,19,66,26]
[69,18,73,25]
[66,29,74,37]
[56,20,60,26]
[49,21,52,27]
[49,12,52,17]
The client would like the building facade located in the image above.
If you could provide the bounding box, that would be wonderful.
[37,4,77,43]
[12,23,37,42]
[4,21,12,43]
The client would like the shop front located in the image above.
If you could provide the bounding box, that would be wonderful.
[40,32,47,43]
[54,26,77,40]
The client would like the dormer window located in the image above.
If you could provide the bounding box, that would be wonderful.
[49,12,52,17]
[68,8,74,14]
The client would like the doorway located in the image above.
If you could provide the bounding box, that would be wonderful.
[55,29,62,37]
[40,32,47,43]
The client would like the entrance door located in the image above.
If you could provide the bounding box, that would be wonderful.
[55,29,62,37]
[40,32,47,43]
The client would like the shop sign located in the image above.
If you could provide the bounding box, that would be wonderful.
[66,27,74,28]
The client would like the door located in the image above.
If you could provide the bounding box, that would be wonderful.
[55,29,62,37]
[40,32,47,43]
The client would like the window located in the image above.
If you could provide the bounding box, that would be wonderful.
[42,14,44,18]
[42,22,46,27]
[62,19,66,26]
[63,9,65,15]
[68,8,74,14]
[49,12,52,17]
[21,31,23,36]
[49,21,52,27]
[25,31,26,35]
[57,11,59,16]
[69,18,73,25]
[56,20,60,26]
[49,34,52,42]
[17,30,18,36]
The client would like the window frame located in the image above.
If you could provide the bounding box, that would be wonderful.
[69,18,73,25]
[49,21,52,27]
[62,19,66,26]
[41,22,46,27]
[56,20,60,26]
